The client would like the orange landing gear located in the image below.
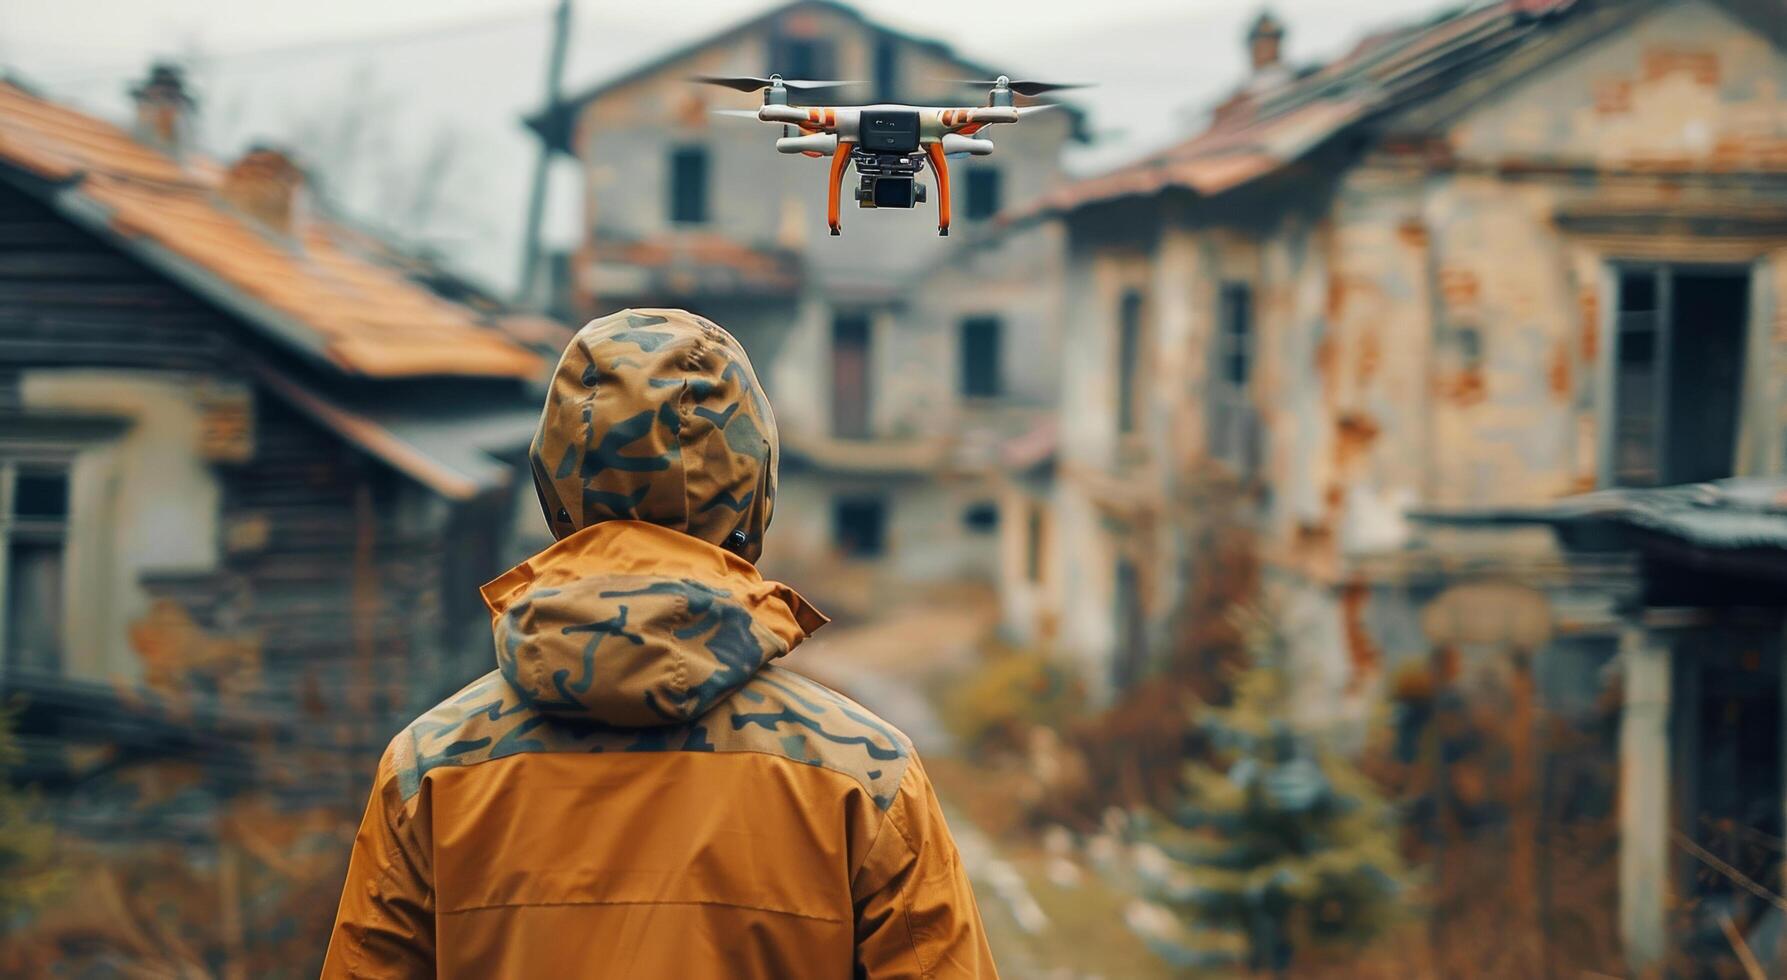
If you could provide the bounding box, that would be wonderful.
[925,142,952,237]
[827,141,855,236]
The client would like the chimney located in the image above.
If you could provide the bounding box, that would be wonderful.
[1247,11,1286,74]
[220,146,305,239]
[130,62,195,159]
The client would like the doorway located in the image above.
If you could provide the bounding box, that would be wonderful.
[831,312,871,439]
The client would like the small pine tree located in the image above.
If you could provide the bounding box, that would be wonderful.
[1132,606,1404,976]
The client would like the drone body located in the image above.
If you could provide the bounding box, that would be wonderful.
[697,75,1076,236]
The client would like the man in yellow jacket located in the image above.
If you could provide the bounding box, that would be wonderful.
[323,309,997,978]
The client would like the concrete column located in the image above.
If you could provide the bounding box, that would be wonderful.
[1619,624,1671,972]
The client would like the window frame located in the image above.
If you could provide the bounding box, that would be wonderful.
[964,167,1002,222]
[667,145,710,226]
[1116,289,1146,436]
[1214,281,1254,391]
[1206,281,1260,475]
[0,419,123,680]
[1598,261,1753,489]
[0,450,75,677]
[961,501,999,534]
[830,311,874,439]
[959,315,1003,399]
[832,495,888,559]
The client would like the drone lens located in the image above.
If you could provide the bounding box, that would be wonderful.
[872,177,917,208]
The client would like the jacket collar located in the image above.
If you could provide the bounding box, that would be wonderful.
[480,520,828,649]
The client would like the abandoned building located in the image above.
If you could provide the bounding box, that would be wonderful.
[523,0,1087,608]
[0,62,556,868]
[1007,0,1787,969]
[1418,476,1787,968]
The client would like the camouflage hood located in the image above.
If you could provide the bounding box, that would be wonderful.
[491,309,824,727]
[480,520,826,728]
[530,308,777,562]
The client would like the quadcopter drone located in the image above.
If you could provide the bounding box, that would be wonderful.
[696,74,1081,237]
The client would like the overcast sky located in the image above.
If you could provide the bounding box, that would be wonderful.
[2,0,1455,292]
[6,0,1450,70]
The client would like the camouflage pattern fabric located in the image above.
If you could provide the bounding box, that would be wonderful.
[397,664,910,810]
[530,308,777,563]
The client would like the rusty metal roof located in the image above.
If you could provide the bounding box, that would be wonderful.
[0,79,544,381]
[1415,479,1787,552]
[1022,0,1583,219]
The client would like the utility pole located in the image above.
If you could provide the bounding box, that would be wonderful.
[518,0,574,305]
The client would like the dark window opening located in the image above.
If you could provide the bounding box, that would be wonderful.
[1208,282,1260,474]
[669,146,709,225]
[769,34,837,83]
[1111,558,1145,690]
[1611,266,1748,487]
[1024,505,1046,584]
[1453,324,1484,369]
[14,471,68,519]
[5,463,69,675]
[831,313,872,438]
[959,316,1002,398]
[963,502,998,533]
[833,497,886,557]
[965,168,1001,222]
[1216,282,1253,388]
[1117,290,1145,435]
[873,35,899,101]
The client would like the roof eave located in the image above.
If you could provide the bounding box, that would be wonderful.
[250,361,512,501]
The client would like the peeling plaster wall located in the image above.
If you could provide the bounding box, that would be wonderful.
[1448,0,1787,171]
[19,369,223,682]
[1037,1,1787,710]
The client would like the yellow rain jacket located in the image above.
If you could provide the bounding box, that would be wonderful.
[323,309,996,978]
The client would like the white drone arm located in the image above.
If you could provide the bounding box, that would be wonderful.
[964,106,1020,125]
[758,104,812,125]
[940,133,995,156]
[777,133,839,155]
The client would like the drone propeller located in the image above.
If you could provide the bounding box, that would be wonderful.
[954,78,1089,97]
[710,108,766,119]
[693,75,860,92]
